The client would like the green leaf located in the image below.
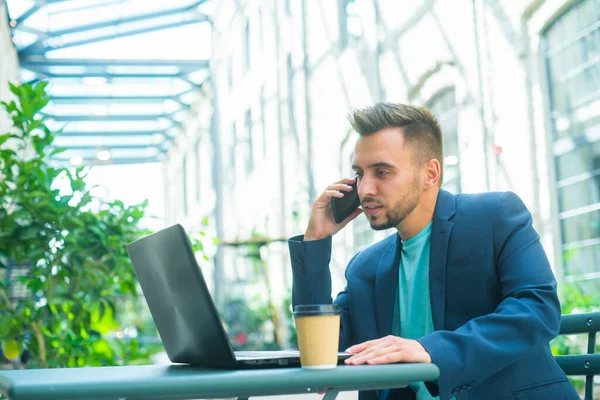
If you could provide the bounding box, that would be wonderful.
[68,216,86,228]
[90,304,117,334]
[34,81,49,95]
[0,314,12,337]
[0,134,18,147]
[8,82,18,96]
[50,147,67,156]
[19,87,34,120]
[78,191,93,208]
[19,226,39,241]
[91,338,114,359]
[0,82,159,369]
[26,119,44,134]
[0,148,17,159]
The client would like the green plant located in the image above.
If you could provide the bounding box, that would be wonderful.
[551,280,600,392]
[245,231,282,346]
[221,296,279,351]
[0,82,158,368]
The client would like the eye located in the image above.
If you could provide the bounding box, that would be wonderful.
[376,170,389,177]
[354,172,363,179]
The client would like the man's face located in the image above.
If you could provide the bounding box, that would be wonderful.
[352,128,423,231]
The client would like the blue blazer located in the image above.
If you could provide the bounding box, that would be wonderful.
[289,190,579,400]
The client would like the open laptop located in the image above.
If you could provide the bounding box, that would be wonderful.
[126,224,350,368]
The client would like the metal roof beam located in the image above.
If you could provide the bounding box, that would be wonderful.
[12,25,45,35]
[58,130,166,137]
[47,0,125,16]
[19,1,210,56]
[181,76,204,88]
[383,0,434,48]
[52,156,162,166]
[50,95,163,103]
[49,95,182,104]
[45,72,187,79]
[43,18,207,53]
[45,114,172,122]
[15,4,41,25]
[486,0,522,56]
[53,144,161,150]
[43,0,90,3]
[20,58,209,73]
[51,1,208,36]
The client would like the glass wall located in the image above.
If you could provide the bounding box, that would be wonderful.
[543,0,600,279]
[426,87,461,194]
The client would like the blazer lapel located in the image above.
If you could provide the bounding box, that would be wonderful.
[375,235,401,337]
[429,189,456,331]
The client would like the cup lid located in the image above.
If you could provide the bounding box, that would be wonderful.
[293,304,340,315]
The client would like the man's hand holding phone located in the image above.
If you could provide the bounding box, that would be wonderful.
[304,177,362,241]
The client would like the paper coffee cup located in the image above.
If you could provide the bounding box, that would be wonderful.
[294,304,340,369]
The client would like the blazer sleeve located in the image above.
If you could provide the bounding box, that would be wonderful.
[417,192,561,400]
[288,235,353,350]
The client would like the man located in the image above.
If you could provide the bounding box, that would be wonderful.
[288,103,578,400]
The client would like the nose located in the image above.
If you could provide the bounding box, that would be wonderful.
[357,176,376,199]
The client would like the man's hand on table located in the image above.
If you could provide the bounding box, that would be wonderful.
[344,335,432,365]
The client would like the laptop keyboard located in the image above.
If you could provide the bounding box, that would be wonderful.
[235,350,300,360]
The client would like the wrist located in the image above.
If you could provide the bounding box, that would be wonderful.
[304,227,331,241]
[304,232,322,242]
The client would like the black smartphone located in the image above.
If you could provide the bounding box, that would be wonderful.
[331,180,361,224]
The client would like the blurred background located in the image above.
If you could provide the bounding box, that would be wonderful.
[0,0,598,389]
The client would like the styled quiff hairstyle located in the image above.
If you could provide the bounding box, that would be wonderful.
[348,102,444,185]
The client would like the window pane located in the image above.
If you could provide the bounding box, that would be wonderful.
[563,243,600,276]
[546,0,600,278]
[556,131,600,181]
[561,209,600,245]
[559,177,600,212]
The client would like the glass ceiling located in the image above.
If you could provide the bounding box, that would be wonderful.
[5,0,212,166]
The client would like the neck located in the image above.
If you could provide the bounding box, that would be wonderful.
[396,187,439,241]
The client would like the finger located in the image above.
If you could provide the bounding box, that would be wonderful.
[327,183,355,192]
[346,344,397,365]
[352,341,396,361]
[346,336,400,359]
[346,337,383,354]
[367,350,405,365]
[352,335,400,353]
[335,177,356,185]
[322,189,345,199]
[346,337,391,359]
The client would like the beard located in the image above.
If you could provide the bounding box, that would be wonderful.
[366,173,422,231]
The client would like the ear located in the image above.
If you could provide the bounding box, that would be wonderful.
[423,159,441,189]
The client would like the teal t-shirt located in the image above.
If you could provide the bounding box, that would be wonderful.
[391,223,441,400]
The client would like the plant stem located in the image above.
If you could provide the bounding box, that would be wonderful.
[32,322,47,368]
[0,287,14,311]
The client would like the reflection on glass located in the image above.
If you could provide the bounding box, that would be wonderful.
[545,0,600,278]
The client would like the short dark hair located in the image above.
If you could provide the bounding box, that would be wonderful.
[348,102,444,184]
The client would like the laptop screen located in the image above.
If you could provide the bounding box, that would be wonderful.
[127,224,238,367]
